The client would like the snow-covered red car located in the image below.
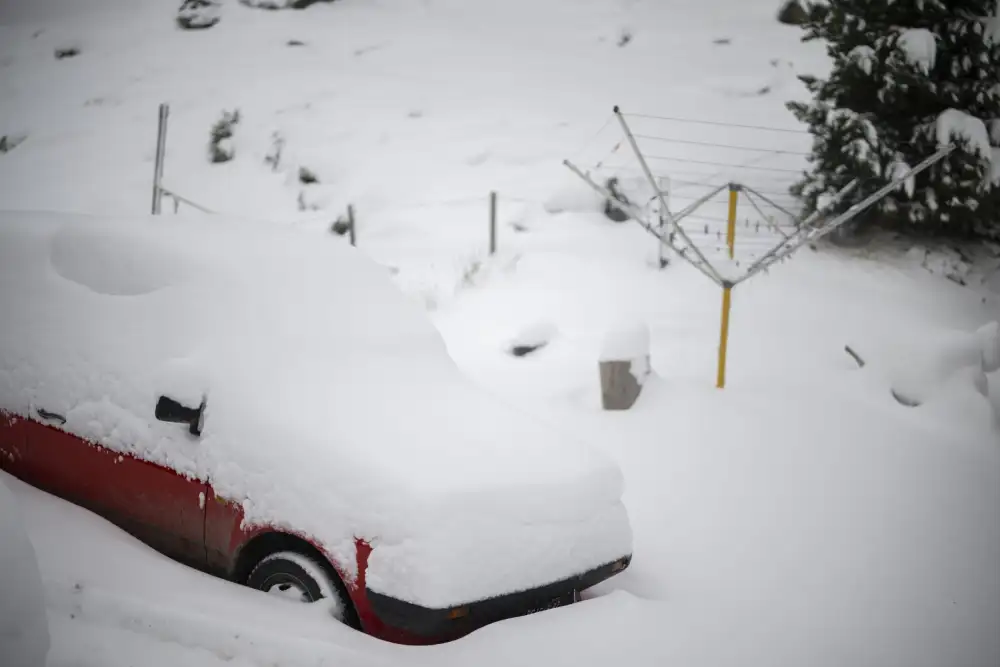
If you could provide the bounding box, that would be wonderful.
[0,211,632,644]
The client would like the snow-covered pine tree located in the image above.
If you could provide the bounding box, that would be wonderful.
[787,0,1000,239]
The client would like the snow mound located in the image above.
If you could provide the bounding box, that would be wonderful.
[507,321,558,357]
[600,323,651,386]
[0,477,50,667]
[918,365,995,428]
[0,211,631,609]
[885,323,997,407]
[600,322,650,362]
[977,321,1000,373]
[49,222,190,296]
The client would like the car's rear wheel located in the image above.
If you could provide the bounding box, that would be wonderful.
[247,550,356,626]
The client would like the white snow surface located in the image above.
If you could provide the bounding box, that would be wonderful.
[599,323,650,362]
[0,476,50,667]
[977,320,1000,373]
[897,28,937,74]
[0,211,631,608]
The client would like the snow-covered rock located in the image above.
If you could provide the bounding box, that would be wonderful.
[177,0,221,31]
[0,477,50,667]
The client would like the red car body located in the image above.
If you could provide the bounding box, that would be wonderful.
[0,409,629,644]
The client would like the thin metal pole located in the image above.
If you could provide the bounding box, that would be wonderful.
[489,191,497,256]
[743,190,791,240]
[151,103,169,215]
[716,284,733,389]
[742,186,797,224]
[614,106,723,284]
[563,159,723,286]
[657,176,669,269]
[158,187,214,214]
[726,183,739,259]
[348,205,356,247]
[738,144,954,284]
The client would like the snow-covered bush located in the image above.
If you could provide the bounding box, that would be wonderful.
[788,0,1000,240]
[0,477,50,667]
[208,109,240,164]
[177,0,221,30]
[777,0,807,26]
[0,133,27,155]
[239,0,336,9]
[53,44,80,59]
[264,132,285,171]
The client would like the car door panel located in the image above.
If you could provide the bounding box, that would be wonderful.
[17,414,209,569]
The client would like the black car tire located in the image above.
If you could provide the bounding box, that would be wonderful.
[247,550,359,628]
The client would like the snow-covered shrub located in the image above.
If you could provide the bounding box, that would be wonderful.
[298,166,319,185]
[777,0,807,26]
[0,133,27,155]
[603,177,631,222]
[331,215,351,236]
[53,44,80,59]
[177,0,221,30]
[240,0,336,10]
[0,477,50,667]
[264,132,285,171]
[788,0,1000,240]
[208,109,240,164]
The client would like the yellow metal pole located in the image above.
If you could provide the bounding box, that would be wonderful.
[726,184,739,260]
[716,284,733,389]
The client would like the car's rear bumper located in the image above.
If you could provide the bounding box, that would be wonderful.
[365,554,631,644]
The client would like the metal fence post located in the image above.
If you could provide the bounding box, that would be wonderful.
[348,205,356,247]
[489,191,497,255]
[151,103,169,215]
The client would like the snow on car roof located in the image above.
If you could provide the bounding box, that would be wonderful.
[0,211,631,607]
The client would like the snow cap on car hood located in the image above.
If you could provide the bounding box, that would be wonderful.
[0,211,631,606]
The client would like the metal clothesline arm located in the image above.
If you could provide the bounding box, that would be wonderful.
[614,106,725,285]
[737,144,955,285]
[563,159,723,287]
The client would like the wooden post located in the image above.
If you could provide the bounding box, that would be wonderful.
[348,205,356,247]
[151,103,169,215]
[599,324,651,410]
[489,191,497,255]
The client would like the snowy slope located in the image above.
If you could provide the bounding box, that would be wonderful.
[1,0,998,666]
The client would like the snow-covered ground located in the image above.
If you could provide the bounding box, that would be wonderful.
[1,0,999,665]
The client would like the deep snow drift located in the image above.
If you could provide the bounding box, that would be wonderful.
[0,476,50,667]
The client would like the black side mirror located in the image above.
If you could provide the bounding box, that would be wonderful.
[155,396,206,436]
